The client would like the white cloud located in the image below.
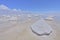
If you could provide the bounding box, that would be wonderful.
[0,4,10,10]
[0,4,60,17]
[12,9,18,11]
[0,4,23,15]
[0,4,22,12]
[0,4,34,15]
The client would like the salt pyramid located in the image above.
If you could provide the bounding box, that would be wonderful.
[30,19,53,36]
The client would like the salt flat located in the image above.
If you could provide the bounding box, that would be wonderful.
[45,19,60,40]
[0,15,60,40]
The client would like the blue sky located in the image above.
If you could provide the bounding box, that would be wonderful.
[0,0,60,14]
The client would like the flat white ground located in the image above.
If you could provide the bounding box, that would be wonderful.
[0,15,60,40]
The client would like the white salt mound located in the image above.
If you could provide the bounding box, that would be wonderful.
[45,16,54,21]
[31,19,53,36]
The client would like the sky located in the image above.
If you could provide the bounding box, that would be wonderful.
[0,0,60,16]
